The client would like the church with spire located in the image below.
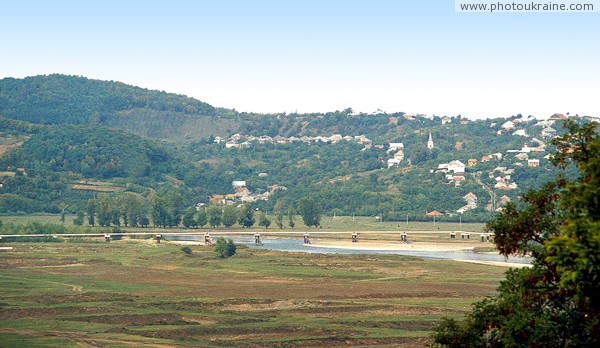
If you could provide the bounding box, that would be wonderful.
[427,132,434,149]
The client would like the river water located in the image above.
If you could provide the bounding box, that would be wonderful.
[167,236,532,265]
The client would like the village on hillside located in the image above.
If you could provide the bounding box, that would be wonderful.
[206,113,598,216]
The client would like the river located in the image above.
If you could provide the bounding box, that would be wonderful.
[166,236,532,265]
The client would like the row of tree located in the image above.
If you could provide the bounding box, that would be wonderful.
[77,193,323,229]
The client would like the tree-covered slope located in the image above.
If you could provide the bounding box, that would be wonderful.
[1,125,174,179]
[0,74,228,140]
[0,118,241,214]
[0,75,590,220]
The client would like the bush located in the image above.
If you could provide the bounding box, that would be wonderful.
[180,246,192,254]
[214,237,236,258]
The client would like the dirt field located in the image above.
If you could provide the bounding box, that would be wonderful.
[0,239,507,347]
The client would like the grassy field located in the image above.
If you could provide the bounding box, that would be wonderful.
[0,214,486,233]
[0,238,506,347]
[0,214,78,226]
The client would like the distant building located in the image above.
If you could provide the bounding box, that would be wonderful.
[502,121,515,130]
[513,129,528,137]
[232,180,247,188]
[515,153,529,161]
[528,159,540,167]
[427,132,434,149]
[448,160,466,173]
[225,140,239,149]
[541,127,557,138]
[210,195,226,204]
[468,158,477,167]
[387,157,402,168]
[388,143,404,152]
[458,192,478,213]
[549,113,567,121]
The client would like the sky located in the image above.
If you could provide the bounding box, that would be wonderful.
[0,0,598,119]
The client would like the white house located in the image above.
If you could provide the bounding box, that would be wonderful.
[541,127,557,138]
[225,140,239,149]
[388,143,404,152]
[515,153,529,161]
[232,180,247,188]
[458,192,477,214]
[513,129,528,137]
[502,121,515,130]
[387,158,402,168]
[355,135,372,145]
[330,134,343,143]
[387,150,405,167]
[447,160,466,173]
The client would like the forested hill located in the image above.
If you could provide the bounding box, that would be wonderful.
[0,74,595,221]
[0,119,236,213]
[0,74,231,140]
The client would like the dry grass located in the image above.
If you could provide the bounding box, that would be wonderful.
[0,239,507,347]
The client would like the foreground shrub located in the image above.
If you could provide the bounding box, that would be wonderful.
[214,237,236,258]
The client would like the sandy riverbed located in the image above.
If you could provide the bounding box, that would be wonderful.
[307,240,477,252]
[306,241,531,268]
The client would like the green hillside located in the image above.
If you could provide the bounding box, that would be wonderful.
[0,75,590,223]
[0,74,234,140]
[0,121,234,214]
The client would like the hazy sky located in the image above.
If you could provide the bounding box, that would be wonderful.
[1,0,598,119]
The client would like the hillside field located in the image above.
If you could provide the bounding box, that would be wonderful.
[0,239,507,347]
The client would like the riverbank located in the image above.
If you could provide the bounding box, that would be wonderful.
[307,240,476,252]
[306,240,530,268]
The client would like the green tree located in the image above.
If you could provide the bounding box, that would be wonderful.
[274,200,284,229]
[73,211,84,226]
[164,191,183,227]
[197,208,208,228]
[111,207,121,227]
[214,237,237,258]
[222,205,238,228]
[238,205,255,228]
[207,205,222,228]
[58,202,68,224]
[432,120,600,347]
[121,210,128,227]
[96,194,113,227]
[86,199,96,226]
[258,212,271,229]
[140,216,150,228]
[288,207,295,229]
[182,208,198,228]
[298,197,321,227]
[120,192,147,228]
[150,193,167,228]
